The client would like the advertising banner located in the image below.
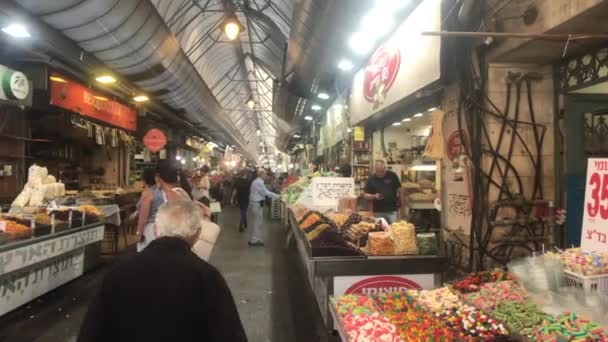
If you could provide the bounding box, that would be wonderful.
[49,72,137,131]
[581,158,608,251]
[349,0,441,125]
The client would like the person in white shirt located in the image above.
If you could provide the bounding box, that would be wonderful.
[195,166,211,199]
[248,168,280,246]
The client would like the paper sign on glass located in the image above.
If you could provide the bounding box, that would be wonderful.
[581,158,608,252]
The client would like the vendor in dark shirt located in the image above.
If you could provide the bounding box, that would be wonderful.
[339,157,352,177]
[363,160,400,224]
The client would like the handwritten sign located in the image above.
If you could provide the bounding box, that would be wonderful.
[581,158,608,252]
[0,250,84,316]
[311,177,355,207]
[0,225,104,276]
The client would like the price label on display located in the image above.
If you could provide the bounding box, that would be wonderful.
[581,158,608,252]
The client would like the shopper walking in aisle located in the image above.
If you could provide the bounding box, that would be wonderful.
[135,168,164,252]
[248,168,280,246]
[363,160,401,224]
[77,200,247,342]
[232,169,253,232]
[194,165,211,200]
[157,161,191,201]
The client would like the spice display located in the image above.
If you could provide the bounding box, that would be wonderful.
[328,213,349,229]
[305,222,333,241]
[462,281,528,311]
[78,205,103,217]
[3,220,32,240]
[342,313,401,342]
[412,287,462,313]
[391,221,417,255]
[367,231,395,256]
[442,304,509,340]
[492,301,552,338]
[452,270,513,293]
[416,233,437,255]
[533,312,608,341]
[298,211,322,230]
[374,292,456,341]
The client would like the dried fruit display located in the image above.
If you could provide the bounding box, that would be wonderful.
[3,220,32,240]
[391,221,417,255]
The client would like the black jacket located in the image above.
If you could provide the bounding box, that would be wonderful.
[77,237,247,342]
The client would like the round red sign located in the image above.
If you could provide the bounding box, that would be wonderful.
[345,276,422,296]
[363,46,401,105]
[143,129,167,153]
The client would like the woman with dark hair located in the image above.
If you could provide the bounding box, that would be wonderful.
[136,168,165,252]
[157,161,191,201]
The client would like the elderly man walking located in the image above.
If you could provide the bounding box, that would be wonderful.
[78,200,247,342]
[248,168,280,247]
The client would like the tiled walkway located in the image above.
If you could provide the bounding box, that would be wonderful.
[0,207,327,342]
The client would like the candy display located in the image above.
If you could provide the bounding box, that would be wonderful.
[412,287,462,313]
[334,295,380,317]
[462,281,529,311]
[441,304,509,340]
[374,292,455,341]
[391,221,417,255]
[452,270,514,293]
[492,301,552,338]
[547,248,608,276]
[533,312,608,341]
[342,313,401,342]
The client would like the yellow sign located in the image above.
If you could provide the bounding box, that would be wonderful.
[354,126,365,141]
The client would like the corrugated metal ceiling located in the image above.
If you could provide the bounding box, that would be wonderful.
[13,0,296,157]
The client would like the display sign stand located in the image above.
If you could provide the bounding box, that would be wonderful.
[581,158,608,252]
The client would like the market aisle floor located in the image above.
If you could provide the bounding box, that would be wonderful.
[0,207,322,342]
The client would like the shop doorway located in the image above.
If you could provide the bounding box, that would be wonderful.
[564,94,608,246]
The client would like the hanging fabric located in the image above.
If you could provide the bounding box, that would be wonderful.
[424,109,445,160]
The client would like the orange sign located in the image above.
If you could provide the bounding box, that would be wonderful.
[143,129,167,152]
[49,72,137,131]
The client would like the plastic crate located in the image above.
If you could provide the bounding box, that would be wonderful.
[270,198,282,219]
[563,270,608,293]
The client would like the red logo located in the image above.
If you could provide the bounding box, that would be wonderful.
[363,46,401,107]
[446,130,469,161]
[345,276,422,295]
[143,129,167,153]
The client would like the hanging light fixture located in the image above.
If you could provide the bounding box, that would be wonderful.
[222,13,244,41]
[247,96,256,109]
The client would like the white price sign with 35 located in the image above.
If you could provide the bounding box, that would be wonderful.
[581,158,608,252]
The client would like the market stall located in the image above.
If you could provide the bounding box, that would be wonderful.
[0,204,107,316]
[283,176,447,329]
[330,255,608,342]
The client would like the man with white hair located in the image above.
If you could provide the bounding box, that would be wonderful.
[248,168,280,246]
[78,200,247,342]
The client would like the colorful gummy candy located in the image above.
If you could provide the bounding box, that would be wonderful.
[335,294,380,317]
[492,301,553,338]
[452,269,513,293]
[342,312,401,342]
[441,304,509,341]
[374,292,455,342]
[532,312,608,342]
[410,287,463,313]
[462,281,528,311]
